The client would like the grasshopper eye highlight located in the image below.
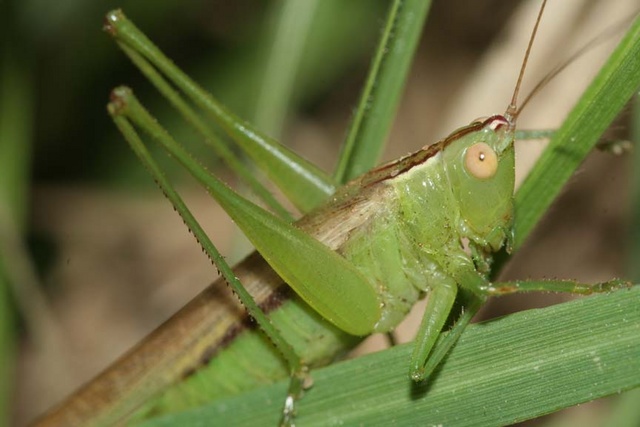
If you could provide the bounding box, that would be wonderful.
[464,142,498,180]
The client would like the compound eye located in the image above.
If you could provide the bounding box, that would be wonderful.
[464,142,498,180]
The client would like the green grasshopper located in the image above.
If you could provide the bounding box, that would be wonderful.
[34,0,640,426]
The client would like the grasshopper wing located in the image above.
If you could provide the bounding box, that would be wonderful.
[216,185,381,336]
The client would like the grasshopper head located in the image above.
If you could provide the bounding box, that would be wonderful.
[442,115,515,251]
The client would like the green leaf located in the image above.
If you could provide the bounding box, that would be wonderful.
[252,0,320,137]
[139,286,640,426]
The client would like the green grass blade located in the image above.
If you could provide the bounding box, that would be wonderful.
[607,93,640,427]
[105,10,335,213]
[139,286,640,426]
[334,0,432,183]
[513,14,640,248]
[0,36,32,232]
[253,0,319,137]
[0,29,34,426]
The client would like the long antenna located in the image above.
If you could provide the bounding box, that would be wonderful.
[505,0,548,125]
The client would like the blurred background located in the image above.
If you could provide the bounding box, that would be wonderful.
[1,0,638,425]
